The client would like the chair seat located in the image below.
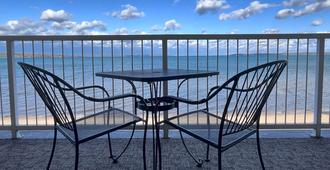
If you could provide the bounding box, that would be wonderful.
[164,110,256,149]
[57,108,142,143]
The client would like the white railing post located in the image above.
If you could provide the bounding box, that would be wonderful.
[6,40,18,139]
[162,39,169,139]
[314,37,325,138]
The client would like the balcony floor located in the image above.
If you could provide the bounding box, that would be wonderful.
[0,137,329,169]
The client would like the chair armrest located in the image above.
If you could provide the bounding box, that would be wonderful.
[63,83,144,102]
[65,84,143,102]
[67,85,110,97]
[161,95,207,105]
[75,85,107,92]
[81,93,144,102]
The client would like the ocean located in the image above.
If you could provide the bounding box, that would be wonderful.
[0,54,329,125]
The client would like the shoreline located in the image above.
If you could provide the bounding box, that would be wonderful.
[0,111,328,126]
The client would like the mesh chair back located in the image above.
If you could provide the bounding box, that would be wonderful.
[19,62,76,130]
[208,60,287,136]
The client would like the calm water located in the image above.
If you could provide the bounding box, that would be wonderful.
[0,54,329,124]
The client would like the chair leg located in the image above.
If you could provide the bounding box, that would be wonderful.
[110,123,137,163]
[205,144,210,162]
[256,129,265,170]
[143,111,149,170]
[107,133,114,159]
[179,130,204,167]
[74,143,79,170]
[218,148,222,170]
[47,128,57,170]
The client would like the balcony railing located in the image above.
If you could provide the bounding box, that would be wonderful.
[0,34,329,138]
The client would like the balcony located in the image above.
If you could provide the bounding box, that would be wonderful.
[0,34,330,169]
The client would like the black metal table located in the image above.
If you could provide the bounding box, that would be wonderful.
[96,69,219,170]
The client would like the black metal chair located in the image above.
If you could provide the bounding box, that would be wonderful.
[161,60,287,170]
[18,62,144,170]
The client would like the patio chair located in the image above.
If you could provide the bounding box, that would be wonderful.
[18,62,144,170]
[161,60,287,170]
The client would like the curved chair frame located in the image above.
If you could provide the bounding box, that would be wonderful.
[162,60,287,170]
[18,62,144,170]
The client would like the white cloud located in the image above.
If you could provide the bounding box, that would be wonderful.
[110,4,145,20]
[312,19,323,26]
[195,0,230,14]
[0,9,107,35]
[74,20,106,33]
[283,0,309,7]
[276,0,330,19]
[263,28,280,34]
[275,8,295,19]
[132,29,147,34]
[87,30,109,35]
[114,27,129,35]
[51,20,106,35]
[40,9,70,22]
[151,21,181,32]
[294,0,330,16]
[151,25,162,32]
[229,29,239,34]
[0,19,50,35]
[51,21,76,30]
[164,19,181,31]
[219,1,272,21]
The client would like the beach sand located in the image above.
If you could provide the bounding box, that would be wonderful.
[0,110,328,127]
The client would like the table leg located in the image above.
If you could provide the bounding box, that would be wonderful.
[143,110,149,170]
[152,110,157,169]
[155,110,162,170]
[141,82,164,170]
[151,82,162,170]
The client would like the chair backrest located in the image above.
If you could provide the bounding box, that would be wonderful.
[18,62,76,131]
[208,60,287,136]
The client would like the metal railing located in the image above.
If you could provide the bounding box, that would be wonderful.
[0,34,329,138]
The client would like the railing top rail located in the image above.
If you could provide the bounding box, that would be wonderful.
[0,33,330,41]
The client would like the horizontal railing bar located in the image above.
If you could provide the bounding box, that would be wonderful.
[0,124,329,131]
[1,33,330,41]
[0,125,155,130]
[0,125,172,131]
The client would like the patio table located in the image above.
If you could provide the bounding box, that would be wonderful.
[96,69,219,170]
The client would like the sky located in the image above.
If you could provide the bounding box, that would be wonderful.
[0,0,329,35]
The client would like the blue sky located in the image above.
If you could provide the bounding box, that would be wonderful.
[0,0,329,35]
